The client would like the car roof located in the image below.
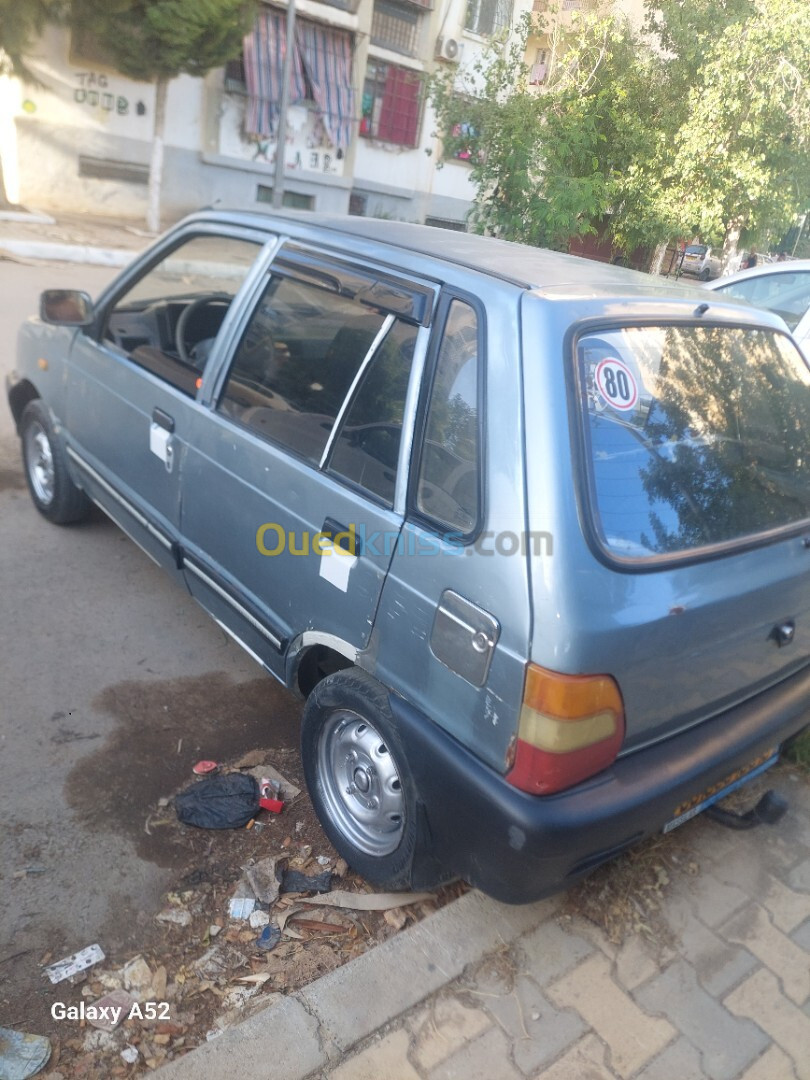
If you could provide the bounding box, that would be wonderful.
[185,209,709,298]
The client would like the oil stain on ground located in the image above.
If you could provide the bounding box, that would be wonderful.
[64,671,302,865]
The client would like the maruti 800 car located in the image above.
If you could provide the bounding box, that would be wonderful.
[7,211,810,902]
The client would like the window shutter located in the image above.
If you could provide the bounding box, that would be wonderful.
[378,66,421,146]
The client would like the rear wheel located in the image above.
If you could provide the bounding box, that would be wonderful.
[699,267,711,281]
[21,400,90,524]
[301,669,423,890]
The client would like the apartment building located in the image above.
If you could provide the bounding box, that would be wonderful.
[0,0,643,227]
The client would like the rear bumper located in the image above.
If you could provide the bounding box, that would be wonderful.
[391,664,810,903]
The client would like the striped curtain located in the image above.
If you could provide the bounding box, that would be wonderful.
[295,21,355,149]
[243,11,355,149]
[243,10,306,139]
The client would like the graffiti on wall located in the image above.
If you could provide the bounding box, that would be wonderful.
[73,72,143,117]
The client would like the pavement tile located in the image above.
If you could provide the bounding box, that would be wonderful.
[516,918,595,988]
[410,996,492,1073]
[633,1035,704,1080]
[790,917,810,952]
[724,968,810,1080]
[677,872,749,929]
[762,876,810,934]
[662,894,757,997]
[737,1045,799,1080]
[477,974,585,1077]
[787,857,810,893]
[723,904,810,1005]
[613,934,659,992]
[531,1034,614,1080]
[427,1026,521,1080]
[546,952,674,1079]
[328,1029,420,1080]
[634,959,768,1080]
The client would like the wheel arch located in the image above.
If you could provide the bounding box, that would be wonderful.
[8,378,40,432]
[287,631,359,698]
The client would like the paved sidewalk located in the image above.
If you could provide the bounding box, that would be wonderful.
[156,770,810,1080]
[0,210,154,266]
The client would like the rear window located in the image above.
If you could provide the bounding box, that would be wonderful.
[685,245,707,256]
[578,325,810,560]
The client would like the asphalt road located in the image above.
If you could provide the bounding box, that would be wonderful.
[0,259,302,1028]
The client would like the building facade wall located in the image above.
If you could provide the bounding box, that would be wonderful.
[2,0,640,228]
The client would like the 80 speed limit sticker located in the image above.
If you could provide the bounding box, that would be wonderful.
[594,357,638,411]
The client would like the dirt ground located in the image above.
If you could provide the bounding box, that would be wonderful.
[7,691,465,1078]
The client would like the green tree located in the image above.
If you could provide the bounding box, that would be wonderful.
[72,0,258,230]
[654,0,810,259]
[429,0,810,263]
[0,0,66,78]
[430,8,670,252]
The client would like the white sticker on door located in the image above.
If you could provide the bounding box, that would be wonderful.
[319,542,357,592]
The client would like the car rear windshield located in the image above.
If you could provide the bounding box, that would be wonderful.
[685,245,707,255]
[578,325,810,560]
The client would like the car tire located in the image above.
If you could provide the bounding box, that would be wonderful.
[21,400,91,524]
[699,268,711,281]
[301,668,422,890]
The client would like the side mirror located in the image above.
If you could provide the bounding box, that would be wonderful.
[40,289,94,327]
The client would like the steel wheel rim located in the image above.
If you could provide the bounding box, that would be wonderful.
[25,421,55,505]
[318,709,405,857]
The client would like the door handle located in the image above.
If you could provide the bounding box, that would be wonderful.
[321,517,362,556]
[152,407,175,432]
[149,408,175,472]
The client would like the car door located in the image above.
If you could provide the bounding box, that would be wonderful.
[179,243,437,677]
[64,227,272,577]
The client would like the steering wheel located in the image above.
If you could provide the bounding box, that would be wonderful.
[175,293,231,365]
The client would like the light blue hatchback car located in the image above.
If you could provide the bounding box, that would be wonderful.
[8,211,810,902]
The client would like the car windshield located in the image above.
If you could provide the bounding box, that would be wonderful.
[579,325,810,559]
[713,272,810,332]
[685,245,708,256]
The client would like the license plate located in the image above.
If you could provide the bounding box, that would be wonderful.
[662,748,779,834]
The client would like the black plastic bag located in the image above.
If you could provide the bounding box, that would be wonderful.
[175,773,259,829]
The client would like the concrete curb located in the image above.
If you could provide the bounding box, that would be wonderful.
[0,238,138,267]
[155,890,560,1080]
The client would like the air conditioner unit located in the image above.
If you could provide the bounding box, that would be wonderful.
[435,36,461,62]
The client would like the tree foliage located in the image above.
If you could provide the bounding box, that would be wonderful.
[71,0,256,83]
[0,0,67,78]
[429,0,810,257]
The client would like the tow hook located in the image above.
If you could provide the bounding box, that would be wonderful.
[706,789,788,830]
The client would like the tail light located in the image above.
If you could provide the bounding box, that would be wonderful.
[506,663,625,795]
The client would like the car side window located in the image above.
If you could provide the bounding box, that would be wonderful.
[416,299,480,534]
[219,274,389,465]
[103,234,261,396]
[720,273,810,332]
[327,320,418,505]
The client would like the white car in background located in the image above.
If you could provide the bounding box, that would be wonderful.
[705,260,810,355]
[679,244,722,280]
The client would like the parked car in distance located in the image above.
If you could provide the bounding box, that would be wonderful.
[8,211,810,903]
[705,259,810,356]
[679,243,722,280]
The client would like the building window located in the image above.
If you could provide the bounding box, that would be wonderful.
[529,48,548,85]
[360,60,422,147]
[465,0,513,37]
[242,10,355,148]
[371,0,421,56]
[256,186,314,209]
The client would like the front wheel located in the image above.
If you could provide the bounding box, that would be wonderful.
[301,669,423,890]
[21,400,90,524]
